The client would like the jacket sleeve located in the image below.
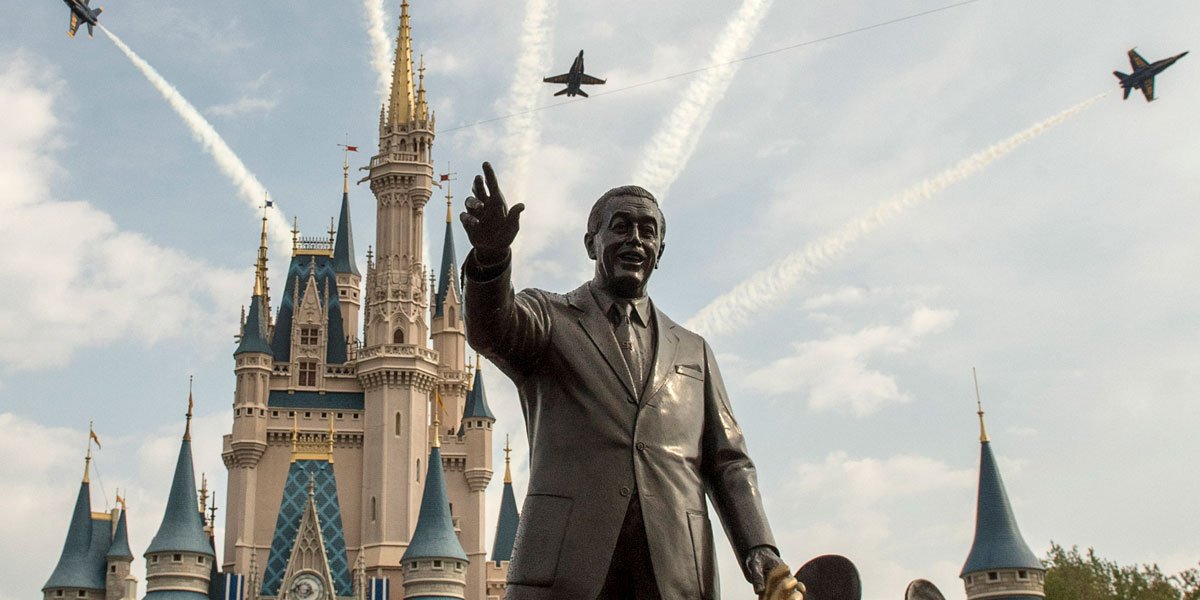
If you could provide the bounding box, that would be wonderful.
[463,248,552,382]
[699,339,778,581]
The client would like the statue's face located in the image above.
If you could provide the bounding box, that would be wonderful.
[586,196,665,298]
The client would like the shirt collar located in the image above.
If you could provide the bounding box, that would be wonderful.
[589,282,651,327]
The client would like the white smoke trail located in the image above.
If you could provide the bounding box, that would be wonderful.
[632,0,774,202]
[500,0,557,203]
[100,25,292,251]
[686,93,1107,337]
[363,0,393,106]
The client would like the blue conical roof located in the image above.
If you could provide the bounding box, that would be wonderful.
[490,479,519,562]
[433,218,460,318]
[235,294,272,355]
[458,366,495,435]
[44,481,106,591]
[960,441,1042,575]
[333,192,359,276]
[106,507,134,561]
[145,436,214,556]
[402,446,467,562]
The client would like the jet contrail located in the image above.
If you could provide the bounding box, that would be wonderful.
[100,25,292,251]
[501,0,557,204]
[686,93,1107,337]
[632,0,774,202]
[363,0,393,106]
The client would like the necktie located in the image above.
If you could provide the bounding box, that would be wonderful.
[614,301,645,391]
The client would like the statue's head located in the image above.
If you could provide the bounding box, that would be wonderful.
[584,185,666,298]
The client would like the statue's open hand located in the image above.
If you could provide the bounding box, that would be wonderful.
[460,161,524,264]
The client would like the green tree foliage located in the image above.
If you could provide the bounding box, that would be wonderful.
[1043,542,1200,600]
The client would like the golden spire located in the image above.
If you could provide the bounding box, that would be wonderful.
[973,367,989,443]
[184,376,194,441]
[83,444,92,483]
[254,202,269,297]
[291,413,299,454]
[417,54,429,120]
[291,216,299,256]
[327,413,336,462]
[431,395,441,449]
[342,151,350,195]
[329,217,336,247]
[503,434,512,484]
[444,170,453,223]
[198,473,209,515]
[387,0,416,125]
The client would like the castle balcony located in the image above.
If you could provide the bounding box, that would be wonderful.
[368,152,419,168]
[357,343,439,363]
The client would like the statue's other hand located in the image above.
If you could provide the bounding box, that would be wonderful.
[761,564,804,600]
[748,547,802,600]
[460,161,524,263]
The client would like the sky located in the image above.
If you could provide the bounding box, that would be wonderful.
[1,0,1198,599]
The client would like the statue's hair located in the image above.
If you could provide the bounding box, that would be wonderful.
[586,185,665,239]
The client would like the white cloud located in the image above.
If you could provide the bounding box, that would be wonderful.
[748,307,957,416]
[0,55,246,370]
[208,73,279,117]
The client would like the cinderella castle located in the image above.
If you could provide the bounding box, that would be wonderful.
[41,3,1047,600]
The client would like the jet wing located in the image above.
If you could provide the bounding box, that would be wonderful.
[1141,77,1155,102]
[68,12,80,37]
[579,74,606,85]
[543,74,570,84]
[1129,49,1149,70]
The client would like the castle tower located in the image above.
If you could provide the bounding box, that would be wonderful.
[358,0,440,582]
[333,160,362,340]
[486,437,519,599]
[960,398,1045,600]
[225,213,274,573]
[143,392,216,600]
[106,499,135,600]
[431,184,467,428]
[400,426,468,600]
[456,358,494,600]
[44,449,119,600]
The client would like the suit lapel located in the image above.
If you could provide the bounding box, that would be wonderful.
[566,284,638,400]
[642,307,679,403]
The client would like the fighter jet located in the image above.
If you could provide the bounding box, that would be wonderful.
[1114,48,1188,102]
[543,50,606,97]
[62,0,103,38]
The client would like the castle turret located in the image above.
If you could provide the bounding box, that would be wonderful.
[401,424,467,600]
[431,184,467,428]
[333,158,362,340]
[44,450,109,600]
[486,437,519,600]
[960,396,1044,600]
[225,216,273,573]
[106,499,135,600]
[143,390,215,600]
[457,357,493,600]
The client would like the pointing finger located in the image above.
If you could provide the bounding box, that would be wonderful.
[482,161,503,204]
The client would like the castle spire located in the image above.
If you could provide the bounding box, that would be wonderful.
[416,54,429,121]
[184,376,194,442]
[434,173,461,320]
[333,155,359,276]
[144,386,213,558]
[387,0,416,125]
[400,432,466,563]
[43,457,98,592]
[255,202,270,298]
[973,368,989,443]
[503,434,512,484]
[491,434,520,562]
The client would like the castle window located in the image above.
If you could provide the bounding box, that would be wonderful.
[353,413,359,419]
[371,497,377,521]
[111,565,117,573]
[300,327,319,346]
[1018,570,1028,580]
[299,361,318,387]
[198,556,206,565]
[305,412,312,419]
[395,412,402,436]
[54,591,63,597]
[454,562,463,572]
[173,554,182,563]
[988,572,998,581]
[433,560,443,570]
[151,556,158,564]
[273,411,279,418]
[448,307,456,323]
[77,592,86,598]
[321,412,327,418]
[392,329,405,344]
[337,413,344,419]
[417,459,421,481]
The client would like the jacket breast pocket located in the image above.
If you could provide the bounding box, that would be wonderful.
[507,494,574,587]
[687,510,717,600]
[675,363,704,381]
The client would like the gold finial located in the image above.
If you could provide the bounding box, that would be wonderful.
[185,376,194,441]
[431,393,441,449]
[503,434,512,484]
[291,216,299,255]
[116,489,126,511]
[207,489,218,525]
[291,413,299,454]
[329,217,336,246]
[83,444,92,483]
[973,367,989,443]
[308,473,316,499]
[254,201,270,297]
[199,473,208,514]
[327,413,336,462]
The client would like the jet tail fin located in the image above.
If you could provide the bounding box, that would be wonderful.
[86,21,95,37]
[554,88,570,97]
[576,89,589,98]
[1113,71,1132,99]
[92,7,103,18]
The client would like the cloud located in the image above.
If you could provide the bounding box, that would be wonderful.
[747,307,957,416]
[207,72,279,118]
[0,54,246,370]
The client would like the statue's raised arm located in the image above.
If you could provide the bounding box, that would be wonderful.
[459,161,525,265]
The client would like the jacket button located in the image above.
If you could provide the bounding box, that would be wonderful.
[636,442,646,451]
[619,486,631,497]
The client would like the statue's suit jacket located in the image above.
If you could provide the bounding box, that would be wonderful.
[465,254,777,600]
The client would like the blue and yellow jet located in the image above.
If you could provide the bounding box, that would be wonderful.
[1114,48,1188,102]
[543,50,606,97]
[62,0,103,38]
